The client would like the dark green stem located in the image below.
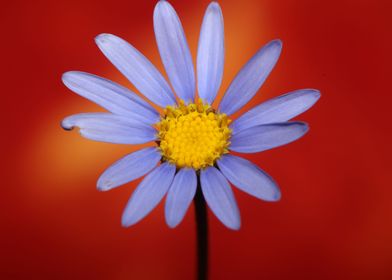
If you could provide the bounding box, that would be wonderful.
[194,182,208,280]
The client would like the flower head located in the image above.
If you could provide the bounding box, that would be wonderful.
[62,1,320,230]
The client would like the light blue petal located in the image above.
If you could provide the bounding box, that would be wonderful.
[61,113,156,144]
[62,71,159,125]
[200,167,240,230]
[95,33,176,107]
[231,89,320,134]
[165,168,197,228]
[230,122,308,153]
[219,40,282,115]
[154,1,195,103]
[122,163,176,227]
[217,155,281,201]
[197,2,224,104]
[97,147,161,191]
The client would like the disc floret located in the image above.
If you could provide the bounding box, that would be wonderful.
[156,100,231,170]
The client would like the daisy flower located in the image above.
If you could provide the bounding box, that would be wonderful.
[62,1,320,230]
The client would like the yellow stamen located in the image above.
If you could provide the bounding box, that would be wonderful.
[156,99,231,170]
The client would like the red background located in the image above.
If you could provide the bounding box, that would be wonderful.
[2,0,392,279]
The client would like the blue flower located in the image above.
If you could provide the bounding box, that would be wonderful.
[62,1,320,230]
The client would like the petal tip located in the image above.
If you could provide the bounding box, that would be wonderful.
[271,39,283,48]
[96,181,110,192]
[261,191,281,202]
[165,208,179,229]
[166,218,179,229]
[61,71,70,81]
[313,89,322,100]
[155,0,171,10]
[270,188,282,202]
[227,220,241,231]
[61,71,84,87]
[266,39,283,56]
[302,122,310,132]
[61,71,75,86]
[121,220,130,228]
[121,214,134,228]
[303,88,321,100]
[60,118,74,131]
[95,33,115,46]
[293,122,310,137]
[208,1,222,11]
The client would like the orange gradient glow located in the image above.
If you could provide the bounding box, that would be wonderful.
[2,0,392,279]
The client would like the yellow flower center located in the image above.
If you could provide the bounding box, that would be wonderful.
[156,100,231,170]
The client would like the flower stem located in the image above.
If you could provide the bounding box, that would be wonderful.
[194,182,208,280]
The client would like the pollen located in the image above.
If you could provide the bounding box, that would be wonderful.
[156,100,232,170]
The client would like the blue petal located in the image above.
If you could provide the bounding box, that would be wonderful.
[97,147,161,191]
[231,89,320,134]
[200,167,240,230]
[62,71,159,125]
[95,33,176,107]
[61,113,156,144]
[217,155,281,201]
[165,168,197,228]
[122,163,176,227]
[219,40,282,115]
[154,1,195,103]
[230,122,308,153]
[197,2,224,104]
